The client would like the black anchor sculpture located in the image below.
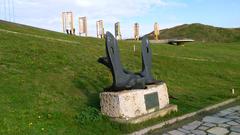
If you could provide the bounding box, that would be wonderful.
[139,36,162,85]
[98,32,161,92]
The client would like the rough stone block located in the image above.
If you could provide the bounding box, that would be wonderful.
[100,83,177,123]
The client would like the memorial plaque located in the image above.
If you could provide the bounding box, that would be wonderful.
[96,20,104,38]
[62,12,74,35]
[79,16,87,36]
[115,22,122,40]
[144,92,159,110]
[154,22,160,40]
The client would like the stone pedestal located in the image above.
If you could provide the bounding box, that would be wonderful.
[100,83,177,123]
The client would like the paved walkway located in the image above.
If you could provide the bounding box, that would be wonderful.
[153,106,240,135]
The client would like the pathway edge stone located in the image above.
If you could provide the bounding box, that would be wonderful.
[129,96,240,135]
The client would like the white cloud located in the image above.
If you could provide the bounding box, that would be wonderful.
[73,0,186,38]
[15,0,41,6]
[10,0,186,39]
[74,0,169,17]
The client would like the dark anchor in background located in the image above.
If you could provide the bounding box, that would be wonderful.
[98,32,161,92]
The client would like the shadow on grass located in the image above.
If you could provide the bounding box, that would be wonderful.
[72,73,110,110]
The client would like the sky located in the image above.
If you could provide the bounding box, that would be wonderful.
[0,0,240,39]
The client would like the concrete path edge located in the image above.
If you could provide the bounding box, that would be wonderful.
[129,96,240,135]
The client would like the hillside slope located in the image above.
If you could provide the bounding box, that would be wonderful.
[0,21,240,135]
[148,23,240,42]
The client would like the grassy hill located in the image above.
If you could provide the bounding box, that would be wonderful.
[0,20,240,135]
[148,23,240,42]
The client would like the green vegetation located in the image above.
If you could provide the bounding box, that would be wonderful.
[148,23,240,42]
[0,21,240,135]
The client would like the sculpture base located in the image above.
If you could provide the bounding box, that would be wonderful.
[100,83,178,123]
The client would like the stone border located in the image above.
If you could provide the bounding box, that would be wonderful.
[129,97,240,135]
[113,104,177,124]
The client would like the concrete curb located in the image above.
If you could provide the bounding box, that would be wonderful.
[113,104,177,124]
[129,96,240,135]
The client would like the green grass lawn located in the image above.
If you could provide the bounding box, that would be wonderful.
[0,21,240,135]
